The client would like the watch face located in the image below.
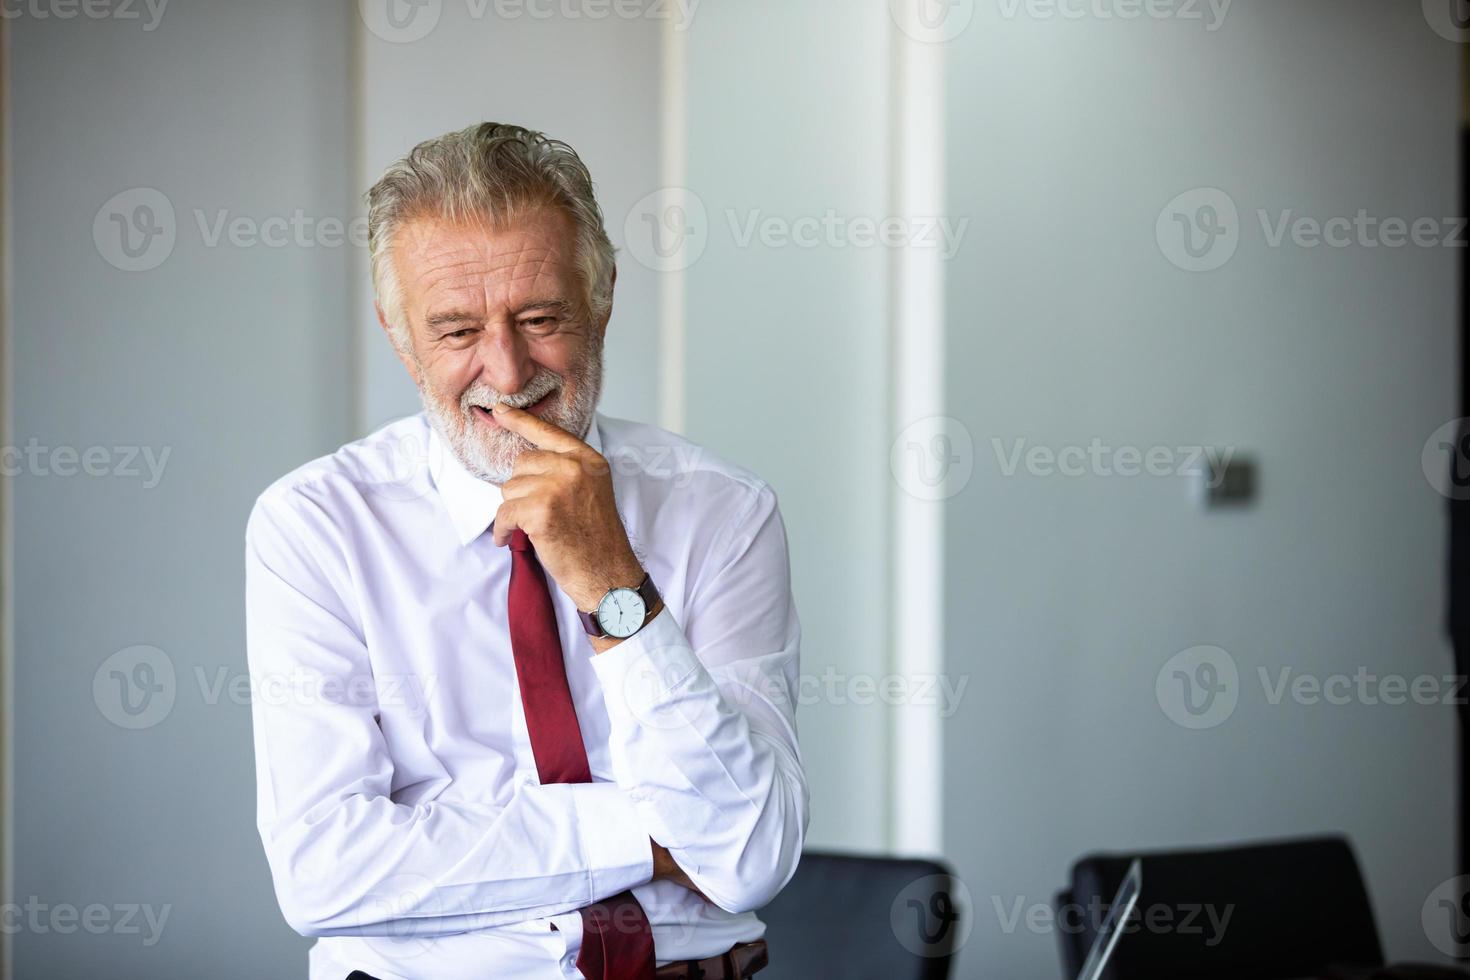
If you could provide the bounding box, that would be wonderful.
[597,587,647,639]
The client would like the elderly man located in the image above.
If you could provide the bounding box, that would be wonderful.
[244,123,807,980]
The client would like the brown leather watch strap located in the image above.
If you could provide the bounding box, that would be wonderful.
[578,574,661,638]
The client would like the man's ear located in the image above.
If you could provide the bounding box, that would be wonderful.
[377,302,421,386]
[597,264,617,340]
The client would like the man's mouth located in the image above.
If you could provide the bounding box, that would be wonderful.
[471,390,556,428]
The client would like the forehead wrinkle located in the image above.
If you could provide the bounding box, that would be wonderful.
[502,246,565,293]
[403,221,580,318]
[425,242,563,284]
[475,244,575,312]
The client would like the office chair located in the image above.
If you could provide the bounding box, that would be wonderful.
[757,851,959,980]
[1053,835,1384,980]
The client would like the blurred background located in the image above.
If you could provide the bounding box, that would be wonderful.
[4,0,1467,976]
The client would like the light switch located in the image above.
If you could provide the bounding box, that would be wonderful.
[1201,453,1257,508]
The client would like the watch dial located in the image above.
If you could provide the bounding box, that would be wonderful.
[598,588,647,639]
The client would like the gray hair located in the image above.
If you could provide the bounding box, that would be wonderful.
[366,122,616,348]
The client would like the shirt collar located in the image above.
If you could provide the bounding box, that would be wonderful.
[428,413,604,547]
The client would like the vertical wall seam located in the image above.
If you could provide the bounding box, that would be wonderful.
[888,5,947,858]
[0,14,14,978]
[658,18,687,435]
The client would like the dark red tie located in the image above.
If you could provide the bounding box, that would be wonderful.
[506,529,656,980]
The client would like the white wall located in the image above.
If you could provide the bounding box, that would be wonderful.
[9,0,355,974]
[682,0,896,852]
[939,2,1459,975]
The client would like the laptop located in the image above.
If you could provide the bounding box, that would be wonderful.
[1075,858,1144,980]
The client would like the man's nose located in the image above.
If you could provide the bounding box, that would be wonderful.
[475,325,536,395]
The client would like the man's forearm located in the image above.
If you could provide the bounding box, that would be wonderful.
[258,777,653,937]
[590,610,808,914]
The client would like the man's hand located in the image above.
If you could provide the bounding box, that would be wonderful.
[652,840,709,901]
[490,403,645,617]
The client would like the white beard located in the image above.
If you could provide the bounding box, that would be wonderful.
[418,343,604,485]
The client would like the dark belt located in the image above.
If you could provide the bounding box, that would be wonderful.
[653,939,769,980]
[345,938,769,980]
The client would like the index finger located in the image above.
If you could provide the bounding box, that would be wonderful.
[491,402,589,453]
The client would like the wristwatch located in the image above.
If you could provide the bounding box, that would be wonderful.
[578,574,661,639]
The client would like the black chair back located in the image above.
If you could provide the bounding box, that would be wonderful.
[758,851,959,980]
[1053,835,1384,980]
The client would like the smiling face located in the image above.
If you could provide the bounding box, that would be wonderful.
[381,206,608,483]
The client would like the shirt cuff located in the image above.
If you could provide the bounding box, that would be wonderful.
[589,606,702,729]
[574,782,654,901]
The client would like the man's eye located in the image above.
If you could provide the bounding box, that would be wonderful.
[521,316,558,333]
[446,329,475,339]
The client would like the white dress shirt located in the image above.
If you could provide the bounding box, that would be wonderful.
[244,412,808,980]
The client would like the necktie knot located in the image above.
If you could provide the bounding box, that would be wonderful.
[509,528,533,553]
